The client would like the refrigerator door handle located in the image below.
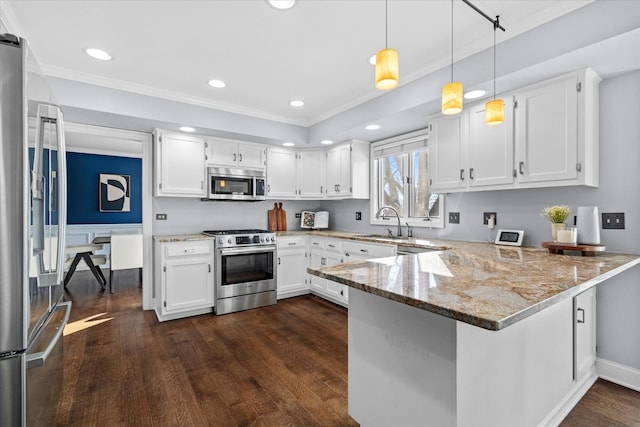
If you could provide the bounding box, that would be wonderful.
[26,301,71,369]
[54,106,67,285]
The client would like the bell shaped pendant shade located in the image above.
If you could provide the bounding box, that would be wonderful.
[375,48,399,90]
[441,81,463,115]
[485,98,504,125]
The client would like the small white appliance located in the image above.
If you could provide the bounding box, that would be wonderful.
[576,206,600,245]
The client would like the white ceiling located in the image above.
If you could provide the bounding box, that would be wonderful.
[4,0,593,128]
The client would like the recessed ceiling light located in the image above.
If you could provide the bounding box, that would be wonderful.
[289,100,304,107]
[208,79,226,88]
[464,89,487,99]
[283,142,295,147]
[321,140,334,145]
[267,0,296,10]
[179,126,195,132]
[365,124,381,130]
[85,48,112,61]
[368,54,377,65]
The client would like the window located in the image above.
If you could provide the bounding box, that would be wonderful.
[371,129,444,229]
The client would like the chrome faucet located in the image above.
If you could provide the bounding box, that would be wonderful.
[375,206,402,237]
[405,222,413,238]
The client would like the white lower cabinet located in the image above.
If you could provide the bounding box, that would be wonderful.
[154,239,214,321]
[309,237,348,306]
[276,236,309,299]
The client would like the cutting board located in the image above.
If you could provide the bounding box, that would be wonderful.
[268,203,279,231]
[277,202,287,231]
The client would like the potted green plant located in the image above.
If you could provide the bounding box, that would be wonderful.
[541,205,572,241]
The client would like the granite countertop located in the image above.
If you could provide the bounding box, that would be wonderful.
[153,234,214,243]
[276,230,451,251]
[307,240,640,331]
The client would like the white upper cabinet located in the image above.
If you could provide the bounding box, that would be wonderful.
[266,147,297,198]
[265,141,368,200]
[325,140,370,199]
[428,114,467,191]
[467,100,515,188]
[428,68,600,193]
[298,151,326,198]
[206,138,265,170]
[514,69,599,187]
[153,129,206,197]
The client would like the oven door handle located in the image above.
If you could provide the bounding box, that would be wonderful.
[218,246,276,256]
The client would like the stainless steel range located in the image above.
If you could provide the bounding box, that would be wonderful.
[203,229,277,315]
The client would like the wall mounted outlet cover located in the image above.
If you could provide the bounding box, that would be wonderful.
[449,212,460,224]
[483,212,497,225]
[295,212,302,219]
[156,213,167,220]
[355,211,362,220]
[602,212,625,229]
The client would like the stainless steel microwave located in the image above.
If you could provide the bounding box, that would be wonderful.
[207,167,266,201]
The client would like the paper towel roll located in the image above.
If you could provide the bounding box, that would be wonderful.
[576,206,600,245]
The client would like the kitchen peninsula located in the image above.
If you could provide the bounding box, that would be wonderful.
[308,241,639,426]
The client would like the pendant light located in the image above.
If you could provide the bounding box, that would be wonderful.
[375,0,399,90]
[442,0,463,115]
[485,16,504,125]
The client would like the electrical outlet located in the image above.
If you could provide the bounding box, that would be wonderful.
[295,212,302,219]
[602,212,625,229]
[483,212,497,225]
[449,212,460,224]
[156,213,167,220]
[355,211,362,220]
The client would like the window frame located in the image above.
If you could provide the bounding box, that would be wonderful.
[370,129,444,229]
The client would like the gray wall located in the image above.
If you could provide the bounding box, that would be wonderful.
[153,70,640,370]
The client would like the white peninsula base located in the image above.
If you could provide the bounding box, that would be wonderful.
[348,288,597,427]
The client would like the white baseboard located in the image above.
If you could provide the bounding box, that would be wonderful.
[597,358,640,392]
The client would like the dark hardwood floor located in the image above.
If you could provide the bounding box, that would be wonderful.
[59,270,640,426]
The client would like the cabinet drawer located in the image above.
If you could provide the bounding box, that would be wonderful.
[164,240,212,257]
[309,237,325,250]
[342,241,396,258]
[277,235,307,249]
[324,239,341,253]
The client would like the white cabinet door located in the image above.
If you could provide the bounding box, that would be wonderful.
[467,100,515,188]
[206,139,265,169]
[164,255,213,313]
[574,287,596,381]
[428,115,467,191]
[266,147,297,198]
[238,143,265,169]
[326,144,352,198]
[309,252,327,293]
[299,151,326,198]
[515,75,579,183]
[277,249,308,298]
[155,131,206,197]
[206,139,238,167]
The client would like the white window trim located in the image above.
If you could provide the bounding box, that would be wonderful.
[370,129,445,229]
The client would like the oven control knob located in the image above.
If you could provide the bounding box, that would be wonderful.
[270,236,275,242]
[218,237,224,244]
[260,237,265,243]
[227,238,233,244]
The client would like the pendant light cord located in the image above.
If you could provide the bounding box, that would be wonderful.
[385,0,388,49]
[450,0,454,82]
[493,15,499,100]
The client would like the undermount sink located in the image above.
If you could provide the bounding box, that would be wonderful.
[355,234,412,242]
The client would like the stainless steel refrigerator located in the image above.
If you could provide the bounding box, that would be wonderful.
[0,33,71,426]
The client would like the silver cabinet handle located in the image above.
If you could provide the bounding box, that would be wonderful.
[360,249,369,253]
[328,244,336,248]
[184,248,196,253]
[321,257,327,265]
[320,186,323,194]
[460,169,465,181]
[469,168,475,180]
[577,308,585,323]
[267,184,270,192]
[345,252,350,257]
[519,161,525,175]
[233,153,237,162]
[239,153,243,162]
[288,242,296,246]
[201,181,204,189]
[278,257,281,265]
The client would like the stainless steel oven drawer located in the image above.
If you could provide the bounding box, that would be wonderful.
[216,290,276,315]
